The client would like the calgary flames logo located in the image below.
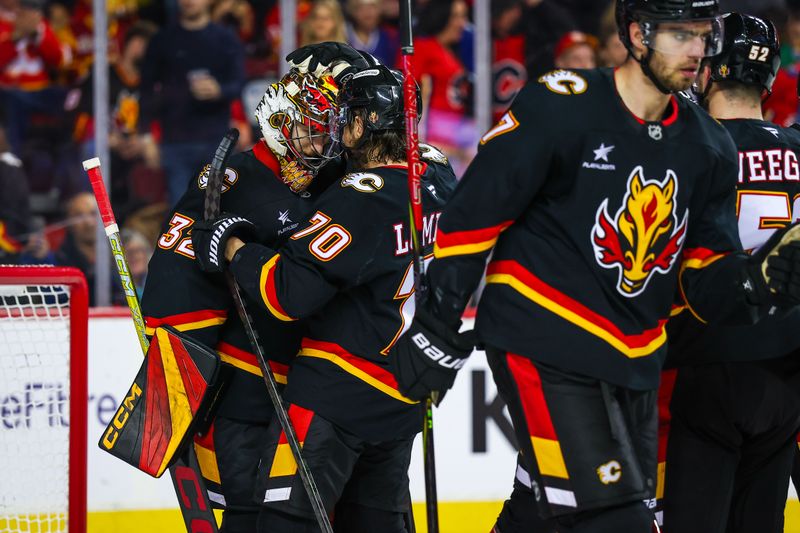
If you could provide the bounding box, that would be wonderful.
[591,166,688,297]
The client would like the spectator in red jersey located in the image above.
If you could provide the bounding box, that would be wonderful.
[300,0,346,47]
[412,0,474,176]
[0,0,67,154]
[553,31,597,70]
[492,0,526,123]
[345,0,398,67]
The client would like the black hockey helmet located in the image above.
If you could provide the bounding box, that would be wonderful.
[705,13,780,94]
[616,0,723,56]
[335,64,421,136]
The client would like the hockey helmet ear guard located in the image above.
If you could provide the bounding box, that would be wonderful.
[255,69,343,192]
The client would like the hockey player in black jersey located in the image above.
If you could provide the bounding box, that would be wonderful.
[661,13,800,533]
[192,65,456,533]
[140,68,346,532]
[387,0,800,532]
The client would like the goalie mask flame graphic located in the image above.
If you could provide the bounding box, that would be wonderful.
[254,70,341,192]
[591,166,688,297]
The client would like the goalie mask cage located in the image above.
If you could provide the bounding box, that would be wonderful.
[0,266,88,533]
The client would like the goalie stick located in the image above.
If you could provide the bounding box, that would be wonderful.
[82,157,220,533]
[400,2,440,532]
[203,129,334,533]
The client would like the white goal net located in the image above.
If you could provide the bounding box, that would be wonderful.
[0,266,87,533]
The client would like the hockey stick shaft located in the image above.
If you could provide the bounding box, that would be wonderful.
[203,130,334,533]
[84,158,148,355]
[401,2,440,532]
[83,157,220,533]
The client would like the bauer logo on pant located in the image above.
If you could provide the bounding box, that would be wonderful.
[597,460,622,484]
[591,166,688,297]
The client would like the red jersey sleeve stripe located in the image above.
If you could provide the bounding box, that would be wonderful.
[299,339,417,404]
[144,309,227,335]
[681,247,727,270]
[486,260,667,358]
[216,341,289,382]
[258,254,295,322]
[434,220,514,258]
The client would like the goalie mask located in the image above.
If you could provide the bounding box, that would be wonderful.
[255,70,342,192]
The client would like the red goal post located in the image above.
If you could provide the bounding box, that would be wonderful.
[0,265,88,533]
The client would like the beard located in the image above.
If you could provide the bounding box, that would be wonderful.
[647,51,700,93]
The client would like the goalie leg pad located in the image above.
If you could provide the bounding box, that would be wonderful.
[99,326,224,477]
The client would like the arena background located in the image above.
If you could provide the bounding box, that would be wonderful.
[63,312,800,532]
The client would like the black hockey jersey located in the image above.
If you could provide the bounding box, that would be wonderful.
[230,160,454,440]
[427,68,756,391]
[667,119,800,366]
[142,140,313,424]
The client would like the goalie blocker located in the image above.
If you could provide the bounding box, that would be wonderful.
[100,326,227,477]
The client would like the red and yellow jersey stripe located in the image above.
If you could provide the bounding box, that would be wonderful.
[433,220,514,258]
[298,339,418,405]
[486,260,668,359]
[269,404,314,478]
[144,309,227,337]
[680,247,726,271]
[678,247,728,324]
[259,254,296,322]
[216,341,289,384]
[506,353,569,480]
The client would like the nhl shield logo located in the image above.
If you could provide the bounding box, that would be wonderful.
[369,111,379,124]
[591,166,688,297]
[647,124,663,141]
[718,64,729,78]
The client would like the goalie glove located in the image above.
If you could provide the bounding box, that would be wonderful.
[390,306,476,403]
[286,42,377,82]
[191,213,256,274]
[744,222,800,306]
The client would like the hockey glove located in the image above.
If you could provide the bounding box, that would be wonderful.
[390,306,476,403]
[286,42,373,82]
[744,222,800,306]
[191,214,256,274]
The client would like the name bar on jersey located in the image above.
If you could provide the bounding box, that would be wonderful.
[738,149,799,184]
[392,211,443,256]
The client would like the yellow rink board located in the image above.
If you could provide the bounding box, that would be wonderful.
[84,500,800,533]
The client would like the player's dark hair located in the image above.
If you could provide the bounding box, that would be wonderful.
[347,108,407,169]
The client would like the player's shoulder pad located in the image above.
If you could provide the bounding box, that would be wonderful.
[419,143,456,205]
[503,68,603,132]
[338,170,389,195]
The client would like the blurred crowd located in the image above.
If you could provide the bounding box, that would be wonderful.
[0,0,798,305]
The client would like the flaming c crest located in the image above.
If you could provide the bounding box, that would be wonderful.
[591,166,688,297]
